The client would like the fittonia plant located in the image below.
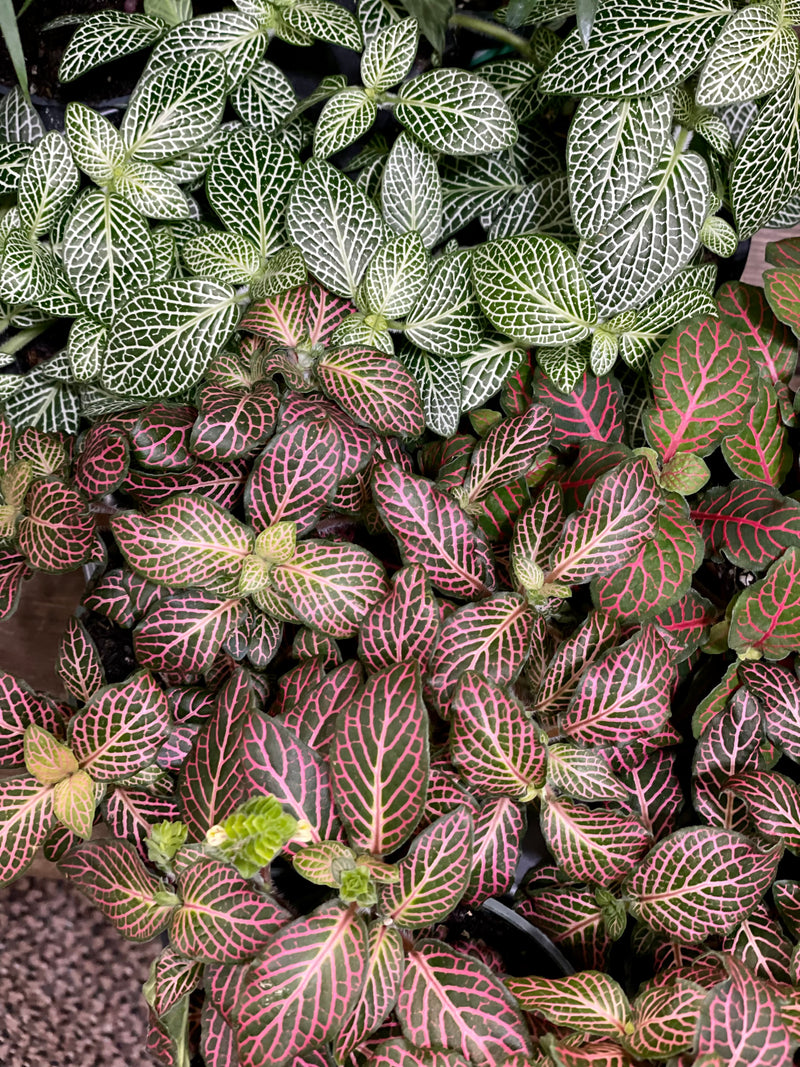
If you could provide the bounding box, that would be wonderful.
[4,0,800,1064]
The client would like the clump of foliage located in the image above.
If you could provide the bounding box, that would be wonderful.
[3,0,800,1064]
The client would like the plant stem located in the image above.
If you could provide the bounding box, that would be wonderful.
[0,322,48,356]
[448,13,535,61]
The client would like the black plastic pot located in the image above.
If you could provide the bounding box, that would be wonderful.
[443,899,573,978]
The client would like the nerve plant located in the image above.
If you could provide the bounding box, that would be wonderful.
[3,0,800,1064]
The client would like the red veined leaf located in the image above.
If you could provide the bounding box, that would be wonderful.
[130,403,195,472]
[506,971,631,1039]
[134,592,246,675]
[463,797,525,907]
[538,1038,631,1066]
[329,661,428,855]
[716,281,796,385]
[145,998,189,1067]
[358,565,440,675]
[540,794,651,888]
[306,282,357,346]
[240,284,310,345]
[694,956,794,1066]
[644,316,754,463]
[242,713,338,843]
[534,611,622,723]
[72,424,129,498]
[517,886,608,970]
[170,856,289,963]
[652,590,716,661]
[372,462,495,598]
[627,978,706,1058]
[101,787,180,861]
[625,827,781,942]
[534,370,625,446]
[561,625,676,746]
[67,670,172,782]
[546,744,631,805]
[463,405,553,503]
[317,347,425,439]
[262,540,388,638]
[726,770,800,851]
[158,722,202,770]
[281,659,364,753]
[80,568,132,627]
[729,547,800,659]
[123,458,248,511]
[397,940,533,1066]
[235,903,369,1067]
[179,667,255,841]
[112,493,253,592]
[591,495,704,621]
[245,419,343,535]
[58,840,176,940]
[190,381,280,461]
[721,379,791,486]
[766,237,800,270]
[558,442,633,511]
[280,394,374,479]
[722,901,793,983]
[547,457,661,585]
[0,550,30,620]
[693,686,760,832]
[0,669,67,767]
[146,946,204,1018]
[206,960,250,1023]
[17,478,95,573]
[612,749,683,840]
[0,774,56,886]
[334,920,406,1059]
[450,671,547,799]
[740,659,800,761]
[423,762,482,827]
[427,594,532,716]
[379,807,474,928]
[55,616,105,704]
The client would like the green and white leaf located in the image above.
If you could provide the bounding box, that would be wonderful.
[489,173,574,244]
[381,132,442,250]
[17,132,80,240]
[59,11,167,83]
[461,337,526,412]
[537,344,588,393]
[113,159,192,221]
[0,86,45,143]
[68,316,107,382]
[0,231,57,306]
[314,89,376,160]
[362,231,429,319]
[145,11,265,88]
[404,250,483,358]
[3,355,81,434]
[399,343,462,438]
[182,231,260,285]
[361,17,418,91]
[281,0,363,52]
[64,102,126,186]
[231,60,296,133]
[439,151,521,241]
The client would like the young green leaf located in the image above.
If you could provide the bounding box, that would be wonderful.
[361,18,417,91]
[314,89,376,160]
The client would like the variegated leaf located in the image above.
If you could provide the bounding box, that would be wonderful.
[317,347,425,439]
[464,405,552,504]
[716,281,796,386]
[464,797,525,906]
[398,344,462,439]
[507,971,631,1039]
[358,565,439,674]
[191,381,279,461]
[534,610,622,722]
[334,920,405,1058]
[740,659,800,762]
[314,89,375,160]
[691,482,800,572]
[55,616,105,704]
[535,370,625,447]
[17,131,79,239]
[729,548,800,660]
[24,724,77,785]
[721,378,790,486]
[381,132,442,251]
[404,249,483,359]
[726,770,800,851]
[541,793,651,888]
[72,423,129,498]
[145,946,203,1019]
[628,978,706,1058]
[134,592,245,675]
[59,10,167,82]
[696,5,798,107]
[17,479,95,574]
[0,774,55,886]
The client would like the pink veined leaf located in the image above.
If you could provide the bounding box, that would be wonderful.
[538,1039,632,1066]
[101,787,180,862]
[158,721,202,771]
[134,592,246,675]
[379,807,474,928]
[534,370,625,446]
[427,594,533,716]
[281,659,364,753]
[372,462,496,599]
[471,477,531,545]
[422,761,482,828]
[0,774,56,886]
[130,403,196,472]
[421,434,475,492]
[716,281,797,385]
[329,468,370,515]
[506,971,631,1040]
[721,901,793,983]
[292,627,341,667]
[692,661,742,736]
[591,494,704,621]
[201,997,238,1067]
[651,590,717,662]
[397,940,533,1067]
[333,920,406,1059]
[67,670,172,782]
[725,769,800,851]
[540,794,651,888]
[463,797,526,907]
[625,827,781,942]
[206,960,250,1024]
[272,656,327,717]
[450,671,547,799]
[558,442,633,511]
[534,611,622,723]
[146,945,204,1018]
[643,315,755,463]
[190,381,280,461]
[547,457,661,585]
[721,378,791,486]
[15,428,70,477]
[280,395,375,479]
[561,625,676,746]
[765,264,800,337]
[463,405,553,504]
[0,550,30,620]
[170,856,290,963]
[58,840,176,940]
[693,688,761,832]
[55,616,105,704]
[358,564,440,675]
[179,667,255,841]
[306,282,358,346]
[123,458,249,512]
[145,999,189,1067]
[111,493,253,592]
[329,661,428,855]
[694,956,794,1066]
[612,749,683,841]
[235,903,369,1067]
[316,347,425,440]
[517,886,609,971]
[766,236,800,270]
[240,284,310,346]
[773,880,800,939]
[241,713,338,843]
[546,743,631,805]
[729,547,800,659]
[17,478,95,573]
[262,540,388,638]
[72,424,129,498]
[0,669,67,767]
[245,418,343,534]
[510,483,565,576]
[627,978,707,1059]
[739,659,800,761]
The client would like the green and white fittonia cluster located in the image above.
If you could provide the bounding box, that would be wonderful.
[4,2,800,1066]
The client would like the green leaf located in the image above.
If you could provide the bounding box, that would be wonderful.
[59,11,167,83]
[473,234,596,346]
[314,89,376,160]
[399,343,462,438]
[361,18,418,91]
[721,379,791,487]
[540,0,733,98]
[183,231,260,285]
[404,250,482,358]
[24,724,78,785]
[53,770,96,839]
[0,0,28,102]
[17,131,80,239]
[696,5,798,108]
[114,158,192,221]
[394,69,517,157]
[232,59,296,133]
[102,280,240,399]
[729,547,800,660]
[146,11,265,89]
[397,0,452,52]
[64,102,126,186]
[145,0,190,25]
[381,132,442,250]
